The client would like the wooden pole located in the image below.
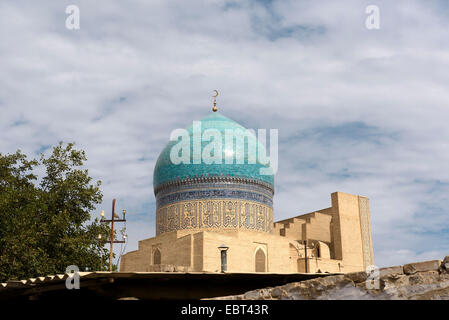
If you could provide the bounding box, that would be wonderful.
[109,199,116,272]
[304,240,308,273]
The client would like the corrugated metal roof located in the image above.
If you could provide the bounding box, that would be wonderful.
[0,271,338,300]
[0,271,198,290]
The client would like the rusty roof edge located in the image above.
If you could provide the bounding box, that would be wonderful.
[0,271,340,291]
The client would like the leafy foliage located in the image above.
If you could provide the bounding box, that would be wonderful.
[0,143,110,282]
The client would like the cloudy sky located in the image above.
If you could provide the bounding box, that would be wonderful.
[1,0,448,268]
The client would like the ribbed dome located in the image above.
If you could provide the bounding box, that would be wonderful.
[153,112,274,191]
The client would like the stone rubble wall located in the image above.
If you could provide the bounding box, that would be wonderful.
[211,256,449,300]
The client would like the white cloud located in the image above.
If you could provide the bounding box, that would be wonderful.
[1,0,448,267]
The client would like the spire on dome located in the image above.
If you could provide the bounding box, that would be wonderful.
[212,90,218,112]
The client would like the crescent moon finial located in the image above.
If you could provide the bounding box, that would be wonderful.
[212,90,219,112]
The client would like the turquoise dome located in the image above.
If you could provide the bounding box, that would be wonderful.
[153,112,274,190]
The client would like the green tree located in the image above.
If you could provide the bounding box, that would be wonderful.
[0,142,110,282]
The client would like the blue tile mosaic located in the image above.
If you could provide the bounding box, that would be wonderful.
[153,112,275,189]
[157,188,273,208]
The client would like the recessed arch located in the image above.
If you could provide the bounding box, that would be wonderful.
[315,241,330,259]
[255,247,267,272]
[153,248,161,265]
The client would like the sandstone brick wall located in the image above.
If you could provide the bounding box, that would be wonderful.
[121,192,373,274]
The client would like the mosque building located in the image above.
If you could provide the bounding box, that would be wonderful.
[120,100,374,274]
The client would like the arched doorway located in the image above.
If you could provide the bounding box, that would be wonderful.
[255,248,266,272]
[153,248,161,265]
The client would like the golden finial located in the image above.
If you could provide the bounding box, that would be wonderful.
[212,90,219,112]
